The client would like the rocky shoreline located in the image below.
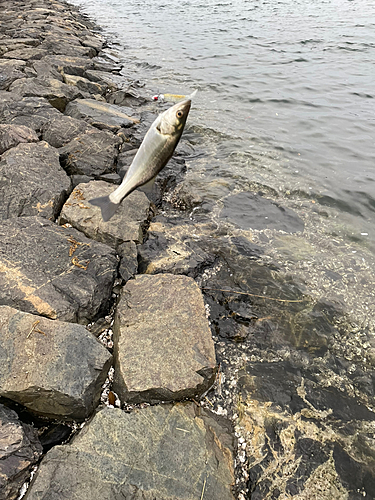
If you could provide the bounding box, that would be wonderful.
[1,0,375,499]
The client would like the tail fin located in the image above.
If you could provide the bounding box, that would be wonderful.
[89,195,119,222]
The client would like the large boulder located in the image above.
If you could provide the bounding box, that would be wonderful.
[58,129,122,176]
[65,98,139,131]
[113,274,217,403]
[0,141,71,220]
[25,404,235,500]
[0,306,112,420]
[0,217,118,324]
[41,115,94,148]
[0,404,42,500]
[0,124,39,155]
[0,59,26,90]
[59,181,150,247]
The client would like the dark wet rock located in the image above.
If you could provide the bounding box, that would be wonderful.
[0,93,61,134]
[0,141,71,220]
[3,47,47,61]
[0,124,38,155]
[59,181,150,247]
[106,88,147,107]
[0,216,117,323]
[117,241,138,281]
[113,273,217,404]
[65,98,139,131]
[25,404,235,500]
[0,59,26,90]
[0,404,42,500]
[63,73,106,95]
[58,130,122,177]
[220,191,305,233]
[8,77,83,112]
[41,115,94,148]
[0,306,112,420]
[138,219,215,277]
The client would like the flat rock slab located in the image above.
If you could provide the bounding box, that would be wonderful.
[0,93,61,133]
[0,217,117,324]
[58,129,122,176]
[0,141,71,220]
[25,404,235,500]
[0,404,42,500]
[60,181,150,247]
[220,191,305,233]
[65,98,139,131]
[0,306,112,420]
[113,274,217,403]
[0,124,38,155]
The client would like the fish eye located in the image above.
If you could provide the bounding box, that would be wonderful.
[176,110,184,118]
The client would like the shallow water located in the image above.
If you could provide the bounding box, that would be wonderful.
[70,0,375,249]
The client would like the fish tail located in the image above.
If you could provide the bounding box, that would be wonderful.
[89,195,119,222]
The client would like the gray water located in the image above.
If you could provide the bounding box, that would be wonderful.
[70,0,375,249]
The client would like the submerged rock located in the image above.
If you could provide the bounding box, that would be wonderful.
[0,306,112,420]
[25,404,235,500]
[59,181,150,247]
[0,141,71,220]
[220,191,305,233]
[113,273,217,403]
[0,217,117,323]
[0,404,42,500]
[65,98,139,131]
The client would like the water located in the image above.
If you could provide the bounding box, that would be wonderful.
[70,0,375,249]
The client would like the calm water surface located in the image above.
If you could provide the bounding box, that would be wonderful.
[71,0,375,247]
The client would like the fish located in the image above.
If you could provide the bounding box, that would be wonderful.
[89,91,196,222]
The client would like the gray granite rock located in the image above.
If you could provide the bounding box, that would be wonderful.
[0,124,39,155]
[118,241,138,281]
[85,69,122,92]
[33,54,95,78]
[3,47,47,61]
[0,306,112,420]
[0,141,71,220]
[65,98,139,131]
[25,404,235,500]
[0,93,61,134]
[0,216,117,324]
[0,404,42,500]
[41,115,94,148]
[63,74,106,95]
[59,181,150,247]
[0,59,26,90]
[113,274,217,403]
[59,129,122,177]
[8,77,83,112]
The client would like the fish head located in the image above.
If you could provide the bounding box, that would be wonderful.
[157,98,191,136]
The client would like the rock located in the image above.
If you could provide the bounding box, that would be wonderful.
[118,241,138,281]
[84,70,121,92]
[113,274,217,403]
[81,35,104,54]
[59,181,150,247]
[0,141,71,220]
[8,77,83,112]
[106,88,147,107]
[63,74,106,95]
[0,59,26,90]
[41,115,94,148]
[0,93,61,134]
[220,191,305,233]
[3,47,47,61]
[0,124,39,155]
[65,98,139,131]
[0,306,112,420]
[0,216,117,324]
[58,130,122,176]
[33,54,95,78]
[39,36,96,58]
[137,218,215,277]
[32,57,64,82]
[25,404,235,500]
[0,404,42,500]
